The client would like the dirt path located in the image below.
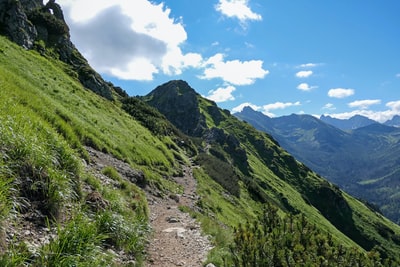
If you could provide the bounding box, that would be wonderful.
[145,164,213,267]
[83,147,212,266]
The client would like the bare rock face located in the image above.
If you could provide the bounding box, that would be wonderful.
[0,0,39,48]
[0,0,114,100]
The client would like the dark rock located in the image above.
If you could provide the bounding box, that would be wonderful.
[166,216,180,223]
[143,80,207,137]
[0,0,114,100]
[85,191,110,211]
[0,0,38,48]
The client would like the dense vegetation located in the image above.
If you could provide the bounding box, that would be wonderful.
[0,35,181,265]
[226,204,398,266]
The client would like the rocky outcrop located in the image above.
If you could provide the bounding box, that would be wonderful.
[0,0,39,48]
[0,0,114,100]
[143,80,208,137]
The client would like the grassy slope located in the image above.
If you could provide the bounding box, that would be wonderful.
[0,36,185,265]
[194,96,400,262]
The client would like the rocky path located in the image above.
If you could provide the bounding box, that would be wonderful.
[84,147,212,266]
[145,164,213,267]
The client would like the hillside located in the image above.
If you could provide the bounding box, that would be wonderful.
[235,107,400,224]
[1,1,400,266]
[142,80,400,262]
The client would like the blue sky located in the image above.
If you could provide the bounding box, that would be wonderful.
[57,0,400,122]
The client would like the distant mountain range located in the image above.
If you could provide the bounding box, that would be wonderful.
[235,107,400,223]
[320,114,400,130]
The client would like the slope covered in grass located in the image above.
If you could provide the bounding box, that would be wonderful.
[0,36,187,265]
[144,80,400,264]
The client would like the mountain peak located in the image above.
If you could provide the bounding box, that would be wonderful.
[143,80,207,136]
[385,115,400,127]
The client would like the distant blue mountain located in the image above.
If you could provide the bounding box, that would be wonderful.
[320,114,377,130]
[235,106,400,223]
[384,115,400,127]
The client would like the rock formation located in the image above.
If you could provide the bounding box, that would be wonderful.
[0,0,115,100]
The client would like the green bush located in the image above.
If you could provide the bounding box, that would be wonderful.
[101,166,122,181]
[225,204,399,266]
[96,210,149,256]
[37,214,108,266]
[195,153,240,197]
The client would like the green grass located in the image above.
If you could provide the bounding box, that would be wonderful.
[0,36,178,180]
[0,35,186,265]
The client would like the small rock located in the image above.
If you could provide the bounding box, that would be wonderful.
[170,194,180,203]
[166,216,180,223]
[206,263,217,267]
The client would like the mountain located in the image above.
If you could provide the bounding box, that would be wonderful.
[1,1,400,265]
[320,114,377,130]
[236,107,400,224]
[142,81,400,261]
[385,115,400,127]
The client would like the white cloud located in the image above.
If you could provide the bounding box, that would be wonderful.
[215,0,262,23]
[348,99,381,110]
[324,100,400,123]
[297,63,319,68]
[232,102,261,113]
[328,88,355,98]
[263,101,301,111]
[206,85,236,103]
[297,83,317,91]
[295,70,313,78]
[396,73,400,78]
[258,101,300,117]
[322,103,336,110]
[200,53,269,85]
[58,0,202,80]
[110,58,158,81]
[386,100,400,112]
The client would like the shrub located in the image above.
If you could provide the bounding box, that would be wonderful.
[37,214,108,266]
[195,153,240,197]
[101,166,121,181]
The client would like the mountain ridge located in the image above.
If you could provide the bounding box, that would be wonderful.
[235,106,400,224]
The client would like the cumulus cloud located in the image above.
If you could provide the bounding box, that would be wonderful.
[58,0,202,80]
[200,53,269,85]
[232,102,261,113]
[328,88,355,98]
[215,0,262,23]
[295,70,313,78]
[324,100,400,123]
[297,83,317,91]
[348,99,381,110]
[206,85,236,102]
[386,100,400,112]
[263,101,301,111]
